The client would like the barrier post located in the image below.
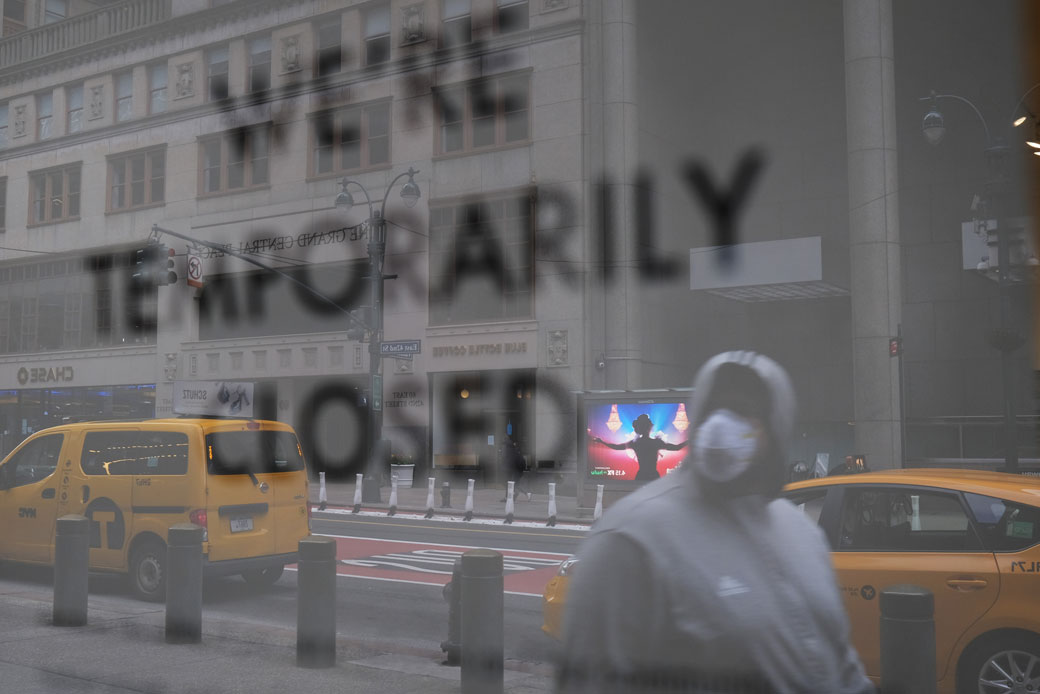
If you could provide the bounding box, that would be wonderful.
[880,584,935,694]
[593,484,605,522]
[460,549,504,694]
[318,471,327,511]
[53,514,89,627]
[352,472,363,514]
[503,481,515,524]
[463,479,475,521]
[296,536,337,668]
[165,523,204,644]
[387,472,398,516]
[441,481,452,508]
[547,482,558,527]
[440,556,463,666]
[425,477,436,518]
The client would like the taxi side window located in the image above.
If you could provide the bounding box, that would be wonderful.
[2,434,64,488]
[82,431,189,476]
[784,488,829,525]
[838,487,980,552]
[964,493,1040,552]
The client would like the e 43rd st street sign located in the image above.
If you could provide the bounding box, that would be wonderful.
[380,340,421,357]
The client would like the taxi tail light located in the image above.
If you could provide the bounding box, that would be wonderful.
[189,508,209,542]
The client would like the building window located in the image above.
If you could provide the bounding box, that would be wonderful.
[441,0,471,48]
[248,37,271,93]
[429,193,534,325]
[115,71,133,122]
[316,15,342,76]
[66,85,83,133]
[0,104,7,149]
[496,0,528,33]
[199,126,271,195]
[207,46,229,101]
[3,0,26,34]
[437,74,530,154]
[44,0,66,24]
[149,63,167,114]
[311,102,390,176]
[29,163,81,225]
[108,147,166,212]
[0,178,6,233]
[36,92,52,140]
[364,3,390,65]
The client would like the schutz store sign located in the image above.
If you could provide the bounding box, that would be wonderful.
[173,381,254,418]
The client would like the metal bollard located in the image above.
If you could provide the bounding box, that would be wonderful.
[880,584,936,694]
[440,557,462,665]
[165,523,204,644]
[440,481,452,508]
[297,536,337,668]
[53,514,89,627]
[460,549,504,694]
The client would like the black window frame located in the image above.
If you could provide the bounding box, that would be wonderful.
[315,15,342,76]
[36,91,52,140]
[206,46,230,101]
[248,36,272,94]
[440,0,471,48]
[114,70,133,123]
[66,84,83,133]
[496,0,529,34]
[1,434,63,488]
[149,63,167,114]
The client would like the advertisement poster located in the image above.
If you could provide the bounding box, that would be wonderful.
[585,400,690,482]
[173,381,254,418]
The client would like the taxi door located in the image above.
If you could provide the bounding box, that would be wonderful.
[828,485,999,684]
[62,429,136,570]
[0,432,66,563]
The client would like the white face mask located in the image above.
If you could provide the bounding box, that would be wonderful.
[693,409,761,483]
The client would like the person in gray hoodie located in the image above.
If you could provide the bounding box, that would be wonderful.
[556,351,874,694]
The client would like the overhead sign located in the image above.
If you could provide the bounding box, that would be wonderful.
[380,340,421,355]
[173,381,253,418]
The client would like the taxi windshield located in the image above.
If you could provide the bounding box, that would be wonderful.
[205,431,305,475]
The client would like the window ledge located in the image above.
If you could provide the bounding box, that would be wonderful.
[432,139,531,162]
[197,184,271,200]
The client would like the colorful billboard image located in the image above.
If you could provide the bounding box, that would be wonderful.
[585,400,690,482]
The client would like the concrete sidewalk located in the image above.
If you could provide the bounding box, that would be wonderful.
[0,582,555,693]
[310,475,589,524]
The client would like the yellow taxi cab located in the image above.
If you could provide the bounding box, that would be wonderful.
[0,418,311,600]
[544,468,1040,694]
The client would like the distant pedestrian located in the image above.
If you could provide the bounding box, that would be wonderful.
[500,437,532,501]
[556,351,873,694]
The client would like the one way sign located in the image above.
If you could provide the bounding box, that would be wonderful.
[380,340,421,355]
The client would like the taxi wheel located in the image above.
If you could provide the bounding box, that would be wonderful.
[959,632,1040,694]
[241,565,284,588]
[128,540,167,602]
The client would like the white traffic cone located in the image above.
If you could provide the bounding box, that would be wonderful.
[352,472,363,514]
[547,482,558,527]
[424,477,436,519]
[388,473,398,516]
[504,481,515,524]
[318,471,328,511]
[593,483,604,522]
[464,479,475,521]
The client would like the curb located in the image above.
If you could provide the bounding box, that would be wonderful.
[310,500,591,527]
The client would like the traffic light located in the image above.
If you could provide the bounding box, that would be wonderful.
[157,244,177,286]
[131,243,178,287]
[346,307,371,340]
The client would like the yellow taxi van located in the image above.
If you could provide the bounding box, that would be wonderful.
[0,418,310,600]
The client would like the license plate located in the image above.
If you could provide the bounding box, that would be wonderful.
[230,517,253,533]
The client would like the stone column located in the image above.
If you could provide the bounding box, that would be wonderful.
[584,0,642,389]
[844,0,903,468]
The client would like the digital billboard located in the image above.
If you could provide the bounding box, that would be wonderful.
[580,392,691,483]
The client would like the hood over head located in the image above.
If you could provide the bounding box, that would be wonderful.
[686,351,796,499]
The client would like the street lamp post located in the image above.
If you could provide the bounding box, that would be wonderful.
[920,91,1032,473]
[336,168,421,501]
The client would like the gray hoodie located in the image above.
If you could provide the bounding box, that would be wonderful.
[556,352,873,694]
